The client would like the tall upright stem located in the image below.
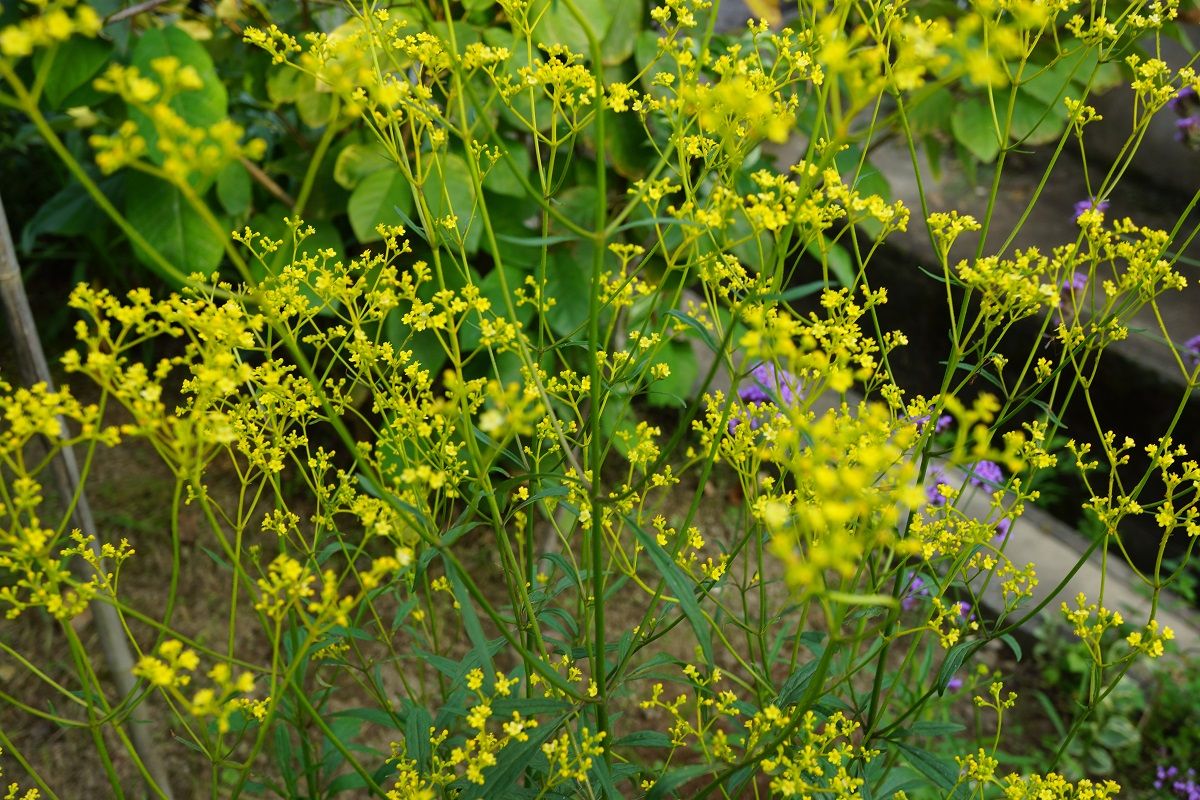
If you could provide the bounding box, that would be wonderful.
[0,190,175,800]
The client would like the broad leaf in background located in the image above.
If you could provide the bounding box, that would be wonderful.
[348,169,414,243]
[35,37,112,109]
[951,98,1002,163]
[125,172,224,278]
[131,26,228,166]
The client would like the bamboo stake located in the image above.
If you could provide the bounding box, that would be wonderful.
[0,190,175,799]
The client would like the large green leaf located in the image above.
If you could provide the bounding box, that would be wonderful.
[348,169,415,243]
[125,171,224,278]
[333,141,396,190]
[21,176,115,252]
[422,153,480,252]
[951,98,1002,163]
[532,0,614,58]
[545,247,591,337]
[481,142,532,198]
[37,38,112,109]
[131,26,227,161]
[645,339,698,408]
[601,0,644,64]
[215,161,251,217]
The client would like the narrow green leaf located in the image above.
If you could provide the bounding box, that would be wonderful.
[614,731,673,749]
[630,519,713,664]
[458,714,568,800]
[892,740,961,793]
[999,633,1023,662]
[935,639,984,696]
[647,763,717,800]
[441,558,496,679]
[908,721,966,737]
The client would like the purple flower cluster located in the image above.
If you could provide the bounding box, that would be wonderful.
[1054,271,1089,325]
[1156,765,1200,800]
[923,461,1004,506]
[728,363,802,432]
[1072,198,1110,222]
[1183,333,1200,372]
[925,466,951,507]
[901,573,930,610]
[1168,86,1200,148]
[993,517,1012,546]
[914,414,954,434]
[965,460,1004,490]
[1061,272,1087,294]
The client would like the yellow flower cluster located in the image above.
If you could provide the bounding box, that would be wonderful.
[0,748,40,800]
[133,639,200,688]
[0,0,100,60]
[90,59,265,181]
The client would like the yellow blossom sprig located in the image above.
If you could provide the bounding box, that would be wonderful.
[0,1,101,62]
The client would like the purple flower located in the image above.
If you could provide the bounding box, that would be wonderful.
[728,363,802,432]
[739,362,800,406]
[1054,272,1089,325]
[913,413,953,435]
[1061,272,1087,293]
[965,460,1004,490]
[992,517,1012,546]
[957,601,974,620]
[902,573,929,611]
[1183,333,1200,371]
[1160,766,1200,800]
[1175,115,1200,143]
[1156,765,1179,790]
[1072,198,1110,222]
[1169,86,1198,115]
[925,466,951,507]
[946,675,964,691]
